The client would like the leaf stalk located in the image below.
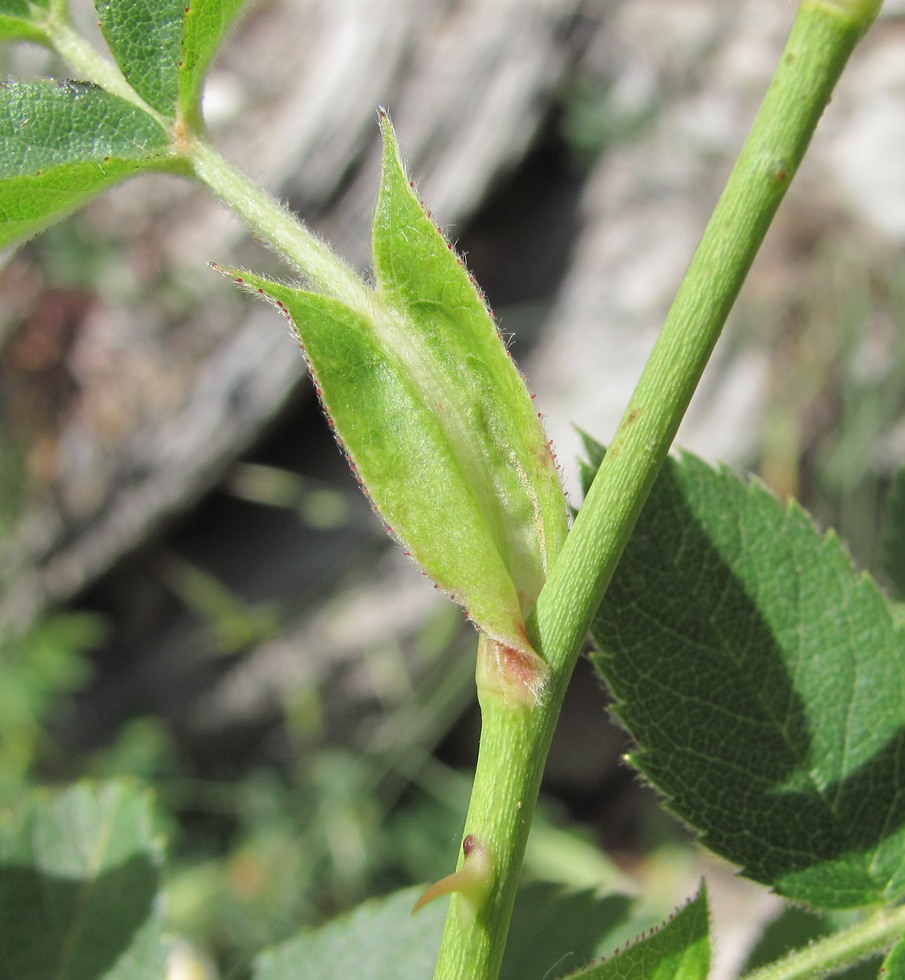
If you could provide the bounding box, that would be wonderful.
[742,903,905,980]
[186,138,371,312]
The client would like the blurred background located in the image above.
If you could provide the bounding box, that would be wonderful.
[2,0,905,977]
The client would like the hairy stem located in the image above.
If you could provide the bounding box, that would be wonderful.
[742,903,905,979]
[186,137,371,311]
[432,2,883,977]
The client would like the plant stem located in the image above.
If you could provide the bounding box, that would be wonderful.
[742,903,905,979]
[532,0,881,682]
[186,138,371,312]
[432,2,882,977]
[431,642,561,980]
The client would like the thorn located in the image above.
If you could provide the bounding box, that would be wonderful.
[412,834,493,926]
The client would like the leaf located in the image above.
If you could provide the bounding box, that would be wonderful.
[371,114,568,619]
[586,443,905,909]
[95,0,185,116]
[882,936,905,979]
[252,882,653,980]
[881,463,905,599]
[562,884,710,980]
[0,0,51,44]
[223,115,568,658]
[95,0,245,120]
[576,430,605,503]
[0,80,176,247]
[235,281,532,654]
[177,0,246,121]
[501,883,640,980]
[251,886,446,980]
[0,780,169,980]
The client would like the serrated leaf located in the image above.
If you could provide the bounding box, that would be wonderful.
[587,449,905,909]
[224,115,568,658]
[95,0,184,116]
[178,0,245,120]
[562,884,710,980]
[0,80,175,247]
[0,0,51,44]
[881,463,905,599]
[0,780,169,980]
[251,886,446,980]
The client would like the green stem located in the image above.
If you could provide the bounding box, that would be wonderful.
[742,903,905,980]
[432,1,882,977]
[186,138,371,311]
[431,639,561,979]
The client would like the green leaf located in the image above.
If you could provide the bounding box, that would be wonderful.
[251,886,446,980]
[586,444,905,909]
[0,0,51,44]
[881,463,905,599]
[562,884,710,980]
[371,114,568,620]
[0,80,175,247]
[882,936,905,979]
[224,115,568,658]
[0,780,169,980]
[95,0,244,121]
[178,0,245,122]
[252,883,653,980]
[95,0,184,116]
[576,429,605,505]
[238,281,537,653]
[501,883,640,980]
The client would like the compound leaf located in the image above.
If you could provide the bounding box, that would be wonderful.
[587,443,905,909]
[0,80,175,247]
